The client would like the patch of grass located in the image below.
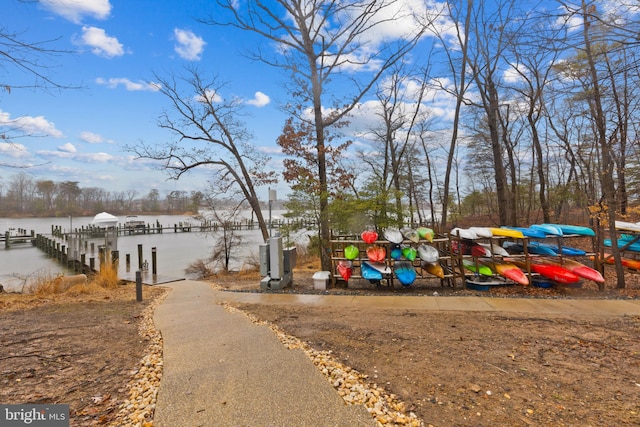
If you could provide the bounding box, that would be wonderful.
[92,261,119,289]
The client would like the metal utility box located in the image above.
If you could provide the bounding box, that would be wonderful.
[283,247,297,273]
[259,236,296,290]
[259,243,269,277]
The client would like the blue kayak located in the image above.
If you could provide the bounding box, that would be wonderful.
[604,239,640,252]
[361,261,385,281]
[503,241,557,256]
[502,226,547,239]
[530,224,563,236]
[533,242,586,256]
[394,261,417,286]
[541,223,595,237]
[390,243,403,260]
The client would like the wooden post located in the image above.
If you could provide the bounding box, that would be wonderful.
[112,250,119,271]
[151,247,157,275]
[136,270,143,302]
[137,244,143,271]
[98,247,105,271]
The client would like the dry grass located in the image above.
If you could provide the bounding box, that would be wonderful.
[91,261,120,289]
[0,257,128,312]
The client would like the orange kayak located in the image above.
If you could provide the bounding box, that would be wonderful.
[597,253,640,271]
[481,260,529,285]
[367,244,386,263]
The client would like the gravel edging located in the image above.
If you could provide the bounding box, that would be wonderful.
[221,301,424,427]
[109,289,168,427]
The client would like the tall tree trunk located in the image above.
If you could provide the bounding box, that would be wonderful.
[530,116,550,223]
[582,1,625,288]
[440,0,472,229]
[484,80,510,226]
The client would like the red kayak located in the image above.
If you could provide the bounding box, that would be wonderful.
[452,240,487,257]
[361,229,378,244]
[542,258,604,283]
[508,258,580,284]
[367,244,386,263]
[471,244,491,258]
[337,260,353,281]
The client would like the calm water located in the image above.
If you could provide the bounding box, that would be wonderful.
[0,212,299,292]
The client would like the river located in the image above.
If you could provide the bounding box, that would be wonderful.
[0,212,303,292]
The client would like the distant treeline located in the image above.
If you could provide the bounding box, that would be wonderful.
[0,172,202,217]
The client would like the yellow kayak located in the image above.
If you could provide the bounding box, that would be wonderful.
[422,261,445,278]
[488,227,525,239]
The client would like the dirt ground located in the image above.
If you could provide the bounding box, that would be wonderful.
[0,284,166,426]
[1,262,640,426]
[216,264,640,427]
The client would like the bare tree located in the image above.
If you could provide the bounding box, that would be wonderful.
[0,25,68,92]
[191,198,246,274]
[500,8,566,224]
[428,0,473,229]
[578,0,625,288]
[128,67,277,240]
[467,0,527,226]
[204,0,425,270]
[1,18,77,168]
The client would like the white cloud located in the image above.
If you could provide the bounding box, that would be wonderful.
[258,146,283,155]
[246,91,271,107]
[0,141,30,158]
[58,142,77,153]
[85,152,114,162]
[96,77,161,91]
[37,149,114,162]
[79,26,124,58]
[195,89,222,103]
[503,65,523,84]
[0,109,64,138]
[40,0,111,24]
[80,131,104,143]
[173,28,206,61]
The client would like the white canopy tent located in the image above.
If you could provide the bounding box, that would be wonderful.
[92,212,118,228]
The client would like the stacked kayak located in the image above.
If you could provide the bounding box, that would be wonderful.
[507,258,580,285]
[337,222,599,287]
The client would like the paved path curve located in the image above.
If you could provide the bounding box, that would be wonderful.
[153,280,375,427]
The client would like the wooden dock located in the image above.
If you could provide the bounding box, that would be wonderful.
[4,216,316,283]
[49,217,315,238]
[1,228,36,248]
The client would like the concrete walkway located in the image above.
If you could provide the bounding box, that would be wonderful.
[153,280,375,427]
[217,291,640,316]
[153,280,640,427]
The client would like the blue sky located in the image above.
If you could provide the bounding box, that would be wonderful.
[1,0,291,199]
[4,0,617,203]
